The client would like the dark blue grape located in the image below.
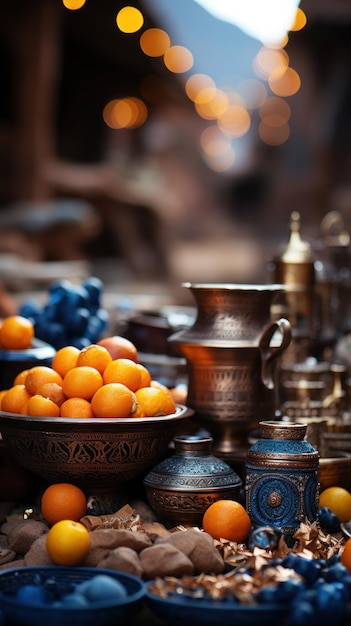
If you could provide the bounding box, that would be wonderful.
[289,600,316,626]
[69,336,91,349]
[324,562,350,583]
[85,311,109,342]
[318,507,341,534]
[274,578,304,602]
[18,301,41,321]
[291,556,321,584]
[82,277,103,308]
[256,586,277,603]
[68,308,90,336]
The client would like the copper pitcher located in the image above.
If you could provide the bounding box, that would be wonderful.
[169,283,292,461]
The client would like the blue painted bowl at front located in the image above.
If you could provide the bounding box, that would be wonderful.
[0,566,145,626]
[145,582,289,626]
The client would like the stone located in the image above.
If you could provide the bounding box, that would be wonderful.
[155,528,225,574]
[5,519,48,556]
[98,546,143,578]
[140,543,194,579]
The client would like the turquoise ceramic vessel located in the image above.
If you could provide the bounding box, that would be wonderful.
[245,421,319,538]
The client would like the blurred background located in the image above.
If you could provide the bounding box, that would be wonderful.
[0,0,351,303]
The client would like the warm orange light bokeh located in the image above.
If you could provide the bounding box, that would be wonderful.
[259,120,290,145]
[269,66,301,97]
[185,74,216,102]
[200,126,232,157]
[140,28,170,57]
[163,45,194,73]
[254,48,289,79]
[103,97,148,129]
[62,0,86,8]
[259,96,291,126]
[116,6,144,33]
[218,105,251,138]
[195,91,228,120]
[290,8,307,32]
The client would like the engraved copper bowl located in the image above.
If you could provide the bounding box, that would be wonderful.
[0,406,191,513]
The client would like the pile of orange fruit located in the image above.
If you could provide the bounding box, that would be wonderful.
[0,320,177,418]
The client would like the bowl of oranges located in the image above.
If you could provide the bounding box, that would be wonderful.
[0,331,192,513]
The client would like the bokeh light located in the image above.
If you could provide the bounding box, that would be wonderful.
[253,47,289,80]
[62,0,86,9]
[163,45,194,73]
[218,104,251,138]
[194,89,228,120]
[200,126,232,156]
[140,28,170,57]
[185,74,216,102]
[290,7,307,32]
[116,6,144,33]
[259,96,291,126]
[202,146,236,172]
[236,79,268,110]
[259,120,290,145]
[103,97,148,129]
[268,66,301,97]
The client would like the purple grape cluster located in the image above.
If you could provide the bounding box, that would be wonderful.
[19,277,109,350]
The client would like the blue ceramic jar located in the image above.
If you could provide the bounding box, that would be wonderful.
[245,421,319,538]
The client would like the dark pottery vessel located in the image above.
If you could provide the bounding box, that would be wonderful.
[245,421,319,538]
[143,435,242,526]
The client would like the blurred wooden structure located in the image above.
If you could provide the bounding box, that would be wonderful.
[0,0,189,274]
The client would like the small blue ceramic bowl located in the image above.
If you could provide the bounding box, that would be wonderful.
[0,338,56,390]
[0,566,145,626]
[145,581,289,626]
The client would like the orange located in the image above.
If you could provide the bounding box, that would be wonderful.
[202,499,252,543]
[0,315,34,350]
[36,382,66,407]
[62,366,103,400]
[13,368,30,386]
[341,537,351,573]
[97,335,138,362]
[1,384,31,413]
[60,397,94,418]
[26,394,60,417]
[130,403,146,418]
[136,363,152,388]
[0,389,9,410]
[134,386,176,417]
[25,366,63,396]
[91,382,137,417]
[52,346,80,377]
[103,358,142,391]
[41,482,87,525]
[77,343,112,374]
[46,519,91,566]
[319,486,351,523]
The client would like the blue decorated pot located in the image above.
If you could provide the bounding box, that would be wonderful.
[245,421,319,537]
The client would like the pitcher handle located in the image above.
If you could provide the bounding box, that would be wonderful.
[259,318,292,389]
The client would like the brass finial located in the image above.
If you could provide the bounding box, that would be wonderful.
[281,211,312,263]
